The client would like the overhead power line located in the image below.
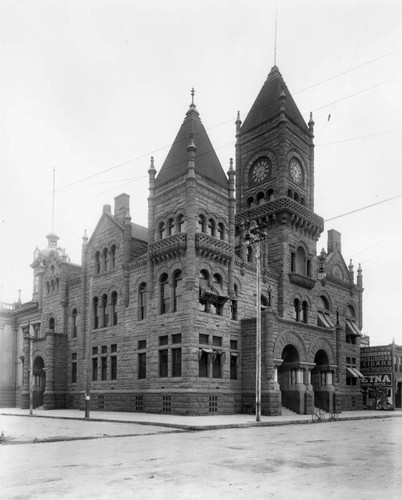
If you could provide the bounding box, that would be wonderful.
[52,52,395,196]
[325,193,402,222]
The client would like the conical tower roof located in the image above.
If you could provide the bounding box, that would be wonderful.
[155,99,228,188]
[241,66,308,133]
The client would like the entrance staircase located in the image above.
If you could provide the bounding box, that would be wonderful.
[280,405,298,416]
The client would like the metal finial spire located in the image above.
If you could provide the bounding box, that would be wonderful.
[191,88,195,105]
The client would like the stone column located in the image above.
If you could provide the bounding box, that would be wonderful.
[44,330,55,409]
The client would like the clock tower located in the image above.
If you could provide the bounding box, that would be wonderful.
[235,66,324,315]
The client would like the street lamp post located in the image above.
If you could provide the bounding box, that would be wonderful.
[27,321,34,416]
[245,222,268,422]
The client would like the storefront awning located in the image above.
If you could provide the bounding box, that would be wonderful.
[346,367,364,378]
[346,319,362,336]
[317,311,334,328]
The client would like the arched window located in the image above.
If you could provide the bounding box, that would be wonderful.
[48,314,55,330]
[296,246,306,274]
[167,218,174,236]
[111,291,118,326]
[199,270,210,313]
[177,214,184,232]
[93,297,99,329]
[302,301,308,323]
[55,277,59,292]
[288,189,293,198]
[261,295,268,310]
[301,197,306,206]
[111,245,116,268]
[138,283,147,320]
[173,270,182,312]
[217,222,225,241]
[208,218,216,237]
[71,308,78,338]
[102,294,109,327]
[294,192,299,202]
[158,221,165,239]
[198,214,206,232]
[51,280,55,293]
[347,305,356,318]
[317,295,334,328]
[160,274,170,314]
[247,197,254,208]
[267,189,274,201]
[46,282,50,295]
[294,298,300,321]
[231,284,238,320]
[256,192,265,205]
[103,248,109,272]
[247,245,253,263]
[95,251,101,274]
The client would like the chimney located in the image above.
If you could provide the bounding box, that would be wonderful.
[114,193,130,224]
[327,229,341,254]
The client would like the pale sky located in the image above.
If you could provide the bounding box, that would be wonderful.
[1,0,402,346]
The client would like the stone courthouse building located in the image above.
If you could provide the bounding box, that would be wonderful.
[0,66,365,415]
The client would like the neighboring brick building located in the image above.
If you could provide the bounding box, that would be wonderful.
[360,343,402,410]
[0,66,365,415]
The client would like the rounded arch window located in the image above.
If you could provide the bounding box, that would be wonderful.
[294,192,299,203]
[198,214,206,232]
[287,189,293,198]
[177,214,184,232]
[247,197,254,209]
[103,248,109,272]
[256,192,265,205]
[217,222,225,240]
[267,189,274,201]
[160,273,170,314]
[295,246,306,274]
[294,298,300,321]
[110,245,116,268]
[167,218,174,236]
[138,282,147,320]
[71,308,78,337]
[173,270,182,312]
[347,305,356,318]
[208,218,216,237]
[158,221,165,239]
[95,251,101,273]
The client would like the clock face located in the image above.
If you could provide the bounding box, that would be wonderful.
[289,158,303,184]
[252,158,270,183]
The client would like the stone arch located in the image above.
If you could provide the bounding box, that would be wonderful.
[308,337,336,365]
[273,330,308,361]
[32,354,46,408]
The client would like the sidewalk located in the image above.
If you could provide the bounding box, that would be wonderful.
[1,406,401,431]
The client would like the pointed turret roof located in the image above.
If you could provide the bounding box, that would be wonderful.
[155,97,228,188]
[241,66,308,133]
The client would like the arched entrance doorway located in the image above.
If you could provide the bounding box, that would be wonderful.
[278,345,305,414]
[33,356,46,408]
[311,349,334,412]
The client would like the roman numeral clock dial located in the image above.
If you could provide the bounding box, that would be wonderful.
[289,158,303,184]
[251,158,270,183]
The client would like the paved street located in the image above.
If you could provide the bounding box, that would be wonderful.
[1,413,401,499]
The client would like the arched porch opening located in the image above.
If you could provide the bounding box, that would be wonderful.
[311,349,334,412]
[278,344,305,414]
[33,356,46,408]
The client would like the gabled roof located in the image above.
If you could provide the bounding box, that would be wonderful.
[155,104,228,188]
[241,66,308,134]
[131,222,148,241]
